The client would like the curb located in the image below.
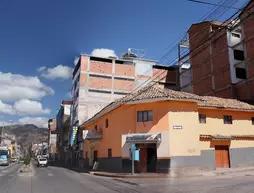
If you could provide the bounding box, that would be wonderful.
[89,171,169,178]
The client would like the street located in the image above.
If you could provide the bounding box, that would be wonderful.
[0,164,254,193]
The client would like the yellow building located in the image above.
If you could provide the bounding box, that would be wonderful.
[81,85,254,173]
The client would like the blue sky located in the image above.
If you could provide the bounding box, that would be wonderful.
[0,0,249,127]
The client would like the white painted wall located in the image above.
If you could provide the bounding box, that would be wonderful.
[227,29,246,84]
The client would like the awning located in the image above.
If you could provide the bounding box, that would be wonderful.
[126,133,161,144]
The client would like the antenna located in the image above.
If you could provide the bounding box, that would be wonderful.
[128,48,145,58]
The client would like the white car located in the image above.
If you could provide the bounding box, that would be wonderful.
[37,157,48,167]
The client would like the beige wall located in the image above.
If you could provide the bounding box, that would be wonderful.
[169,107,254,157]
[82,99,254,160]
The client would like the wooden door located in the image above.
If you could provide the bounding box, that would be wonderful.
[136,148,147,173]
[215,145,230,168]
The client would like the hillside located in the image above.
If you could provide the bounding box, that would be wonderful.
[2,124,48,152]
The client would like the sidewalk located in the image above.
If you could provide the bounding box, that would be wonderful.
[203,166,254,177]
[89,166,254,179]
[89,171,169,178]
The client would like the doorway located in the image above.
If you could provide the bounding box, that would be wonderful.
[136,143,157,173]
[215,145,230,168]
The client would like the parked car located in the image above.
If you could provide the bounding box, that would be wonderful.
[37,157,48,167]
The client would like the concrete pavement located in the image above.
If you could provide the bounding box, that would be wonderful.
[0,164,254,193]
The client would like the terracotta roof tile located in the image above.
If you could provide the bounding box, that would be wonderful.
[82,84,254,126]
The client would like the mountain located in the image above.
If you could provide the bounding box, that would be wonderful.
[1,124,48,153]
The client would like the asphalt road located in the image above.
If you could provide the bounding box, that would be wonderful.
[1,164,254,193]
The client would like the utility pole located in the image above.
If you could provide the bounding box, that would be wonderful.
[131,144,135,175]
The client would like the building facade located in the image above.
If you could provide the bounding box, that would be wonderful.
[56,100,72,165]
[71,52,179,128]
[80,85,254,174]
[48,118,57,160]
[179,0,254,104]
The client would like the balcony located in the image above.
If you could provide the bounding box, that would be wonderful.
[83,129,102,140]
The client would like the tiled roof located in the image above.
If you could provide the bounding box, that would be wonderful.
[200,134,254,141]
[121,85,204,103]
[82,84,254,126]
[198,96,254,110]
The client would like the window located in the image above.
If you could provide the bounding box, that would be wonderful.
[224,115,232,124]
[85,151,88,159]
[108,148,112,158]
[252,117,254,125]
[137,111,153,122]
[235,67,247,79]
[143,111,148,121]
[137,111,143,122]
[233,49,245,61]
[199,114,206,124]
[105,119,109,128]
[232,32,241,38]
[95,125,98,131]
[148,111,153,121]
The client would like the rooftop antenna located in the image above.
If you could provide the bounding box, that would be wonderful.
[128,48,145,58]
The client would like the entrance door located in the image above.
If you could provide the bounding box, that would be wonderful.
[147,144,157,172]
[136,143,157,173]
[215,145,230,168]
[136,147,147,173]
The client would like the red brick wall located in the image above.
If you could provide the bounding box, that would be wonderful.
[80,75,87,87]
[189,22,231,96]
[115,63,135,77]
[242,1,254,78]
[114,79,134,91]
[236,1,254,103]
[80,56,89,71]
[90,61,112,74]
[88,76,112,90]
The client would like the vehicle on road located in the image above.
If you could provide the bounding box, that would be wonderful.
[0,147,9,166]
[37,157,48,167]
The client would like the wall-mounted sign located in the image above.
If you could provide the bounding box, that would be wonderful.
[173,125,183,129]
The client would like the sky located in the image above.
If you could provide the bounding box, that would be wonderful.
[0,0,249,128]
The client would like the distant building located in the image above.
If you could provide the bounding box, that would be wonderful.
[179,0,254,104]
[56,100,72,166]
[48,118,57,160]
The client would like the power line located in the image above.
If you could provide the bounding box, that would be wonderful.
[156,3,254,87]
[130,2,254,103]
[159,0,240,65]
[124,0,251,103]
[186,0,242,10]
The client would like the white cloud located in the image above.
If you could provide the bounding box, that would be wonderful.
[37,66,46,72]
[39,64,73,80]
[0,99,50,116]
[91,48,117,58]
[0,100,15,115]
[0,72,54,102]
[14,99,50,115]
[18,117,48,128]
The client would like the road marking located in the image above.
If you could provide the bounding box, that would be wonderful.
[48,173,53,176]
